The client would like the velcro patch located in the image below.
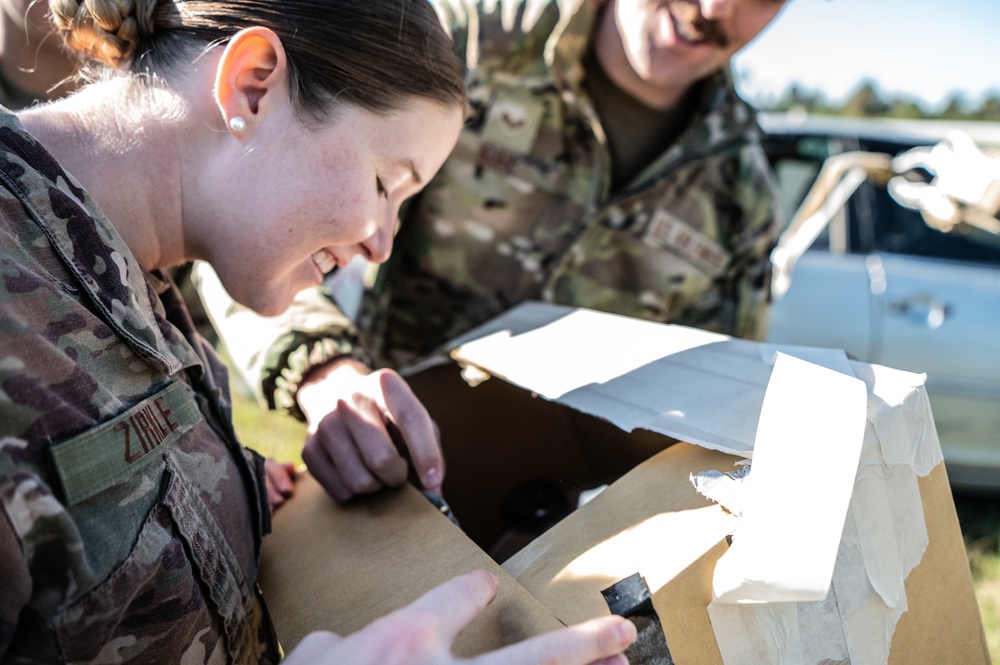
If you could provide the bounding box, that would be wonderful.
[51,382,202,506]
[644,209,730,276]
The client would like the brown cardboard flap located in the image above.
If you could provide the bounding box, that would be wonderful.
[891,463,990,664]
[502,443,990,665]
[503,442,735,665]
[257,302,988,663]
[257,474,565,657]
[259,443,988,664]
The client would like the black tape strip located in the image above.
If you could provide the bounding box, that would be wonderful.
[601,573,675,665]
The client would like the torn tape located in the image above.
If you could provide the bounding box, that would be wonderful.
[601,573,674,665]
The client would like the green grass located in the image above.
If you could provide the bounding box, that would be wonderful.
[955,493,1000,664]
[230,378,306,465]
[221,344,307,465]
[223,356,999,662]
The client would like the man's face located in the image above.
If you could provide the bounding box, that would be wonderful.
[595,0,787,108]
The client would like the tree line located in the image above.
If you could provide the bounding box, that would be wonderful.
[756,79,1000,122]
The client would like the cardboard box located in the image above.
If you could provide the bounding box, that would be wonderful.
[257,303,989,664]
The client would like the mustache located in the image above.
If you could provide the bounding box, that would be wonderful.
[662,0,729,47]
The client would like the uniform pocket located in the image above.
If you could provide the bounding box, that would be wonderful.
[54,462,269,664]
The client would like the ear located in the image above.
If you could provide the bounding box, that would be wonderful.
[214,27,289,135]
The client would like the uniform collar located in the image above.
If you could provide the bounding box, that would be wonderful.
[0,108,187,375]
[548,0,599,93]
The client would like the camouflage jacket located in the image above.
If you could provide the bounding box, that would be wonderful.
[0,109,279,663]
[202,0,781,419]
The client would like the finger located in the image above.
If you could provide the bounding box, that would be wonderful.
[590,656,629,665]
[476,615,636,665]
[339,402,409,489]
[282,631,344,664]
[334,572,497,664]
[378,372,445,494]
[266,461,295,496]
[316,402,390,495]
[267,484,285,511]
[401,569,499,644]
[302,425,360,503]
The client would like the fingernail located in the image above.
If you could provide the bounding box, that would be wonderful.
[422,467,440,488]
[480,570,499,591]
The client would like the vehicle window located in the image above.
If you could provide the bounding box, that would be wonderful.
[764,136,831,248]
[774,159,823,228]
[868,187,1000,266]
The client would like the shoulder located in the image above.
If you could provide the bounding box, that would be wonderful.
[432,0,570,68]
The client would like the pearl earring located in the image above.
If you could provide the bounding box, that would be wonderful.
[228,116,247,133]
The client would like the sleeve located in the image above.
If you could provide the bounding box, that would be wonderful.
[191,262,370,421]
[429,0,475,61]
[729,135,784,341]
[431,0,550,65]
[0,475,31,656]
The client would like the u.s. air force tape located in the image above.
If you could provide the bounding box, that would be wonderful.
[51,382,202,506]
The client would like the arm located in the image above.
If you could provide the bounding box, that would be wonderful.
[263,458,299,511]
[0,496,31,657]
[729,138,784,341]
[283,570,636,665]
[298,358,444,501]
[192,262,444,502]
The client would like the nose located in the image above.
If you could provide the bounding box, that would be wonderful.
[700,0,732,20]
[360,213,396,264]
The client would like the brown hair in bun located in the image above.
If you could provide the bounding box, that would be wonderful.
[47,0,466,121]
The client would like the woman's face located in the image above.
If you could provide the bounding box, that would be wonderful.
[203,98,464,316]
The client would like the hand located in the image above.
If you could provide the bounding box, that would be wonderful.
[282,570,636,665]
[264,457,299,512]
[298,357,444,502]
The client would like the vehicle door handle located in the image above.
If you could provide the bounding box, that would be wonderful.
[887,295,951,329]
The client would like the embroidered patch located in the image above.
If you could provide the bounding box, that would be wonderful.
[50,382,202,506]
[644,209,730,276]
[481,92,546,154]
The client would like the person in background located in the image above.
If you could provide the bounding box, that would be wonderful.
[0,0,637,662]
[201,0,791,504]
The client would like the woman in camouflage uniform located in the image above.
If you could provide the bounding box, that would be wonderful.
[0,0,637,663]
[198,0,791,507]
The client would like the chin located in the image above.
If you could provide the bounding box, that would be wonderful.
[227,285,294,318]
[252,301,291,318]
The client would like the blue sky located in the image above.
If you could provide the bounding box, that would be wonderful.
[732,0,1000,111]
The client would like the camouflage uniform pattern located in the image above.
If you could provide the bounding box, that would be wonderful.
[0,109,280,663]
[204,0,781,419]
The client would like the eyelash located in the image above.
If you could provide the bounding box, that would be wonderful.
[376,177,388,199]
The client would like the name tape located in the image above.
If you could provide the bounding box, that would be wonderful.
[51,382,202,506]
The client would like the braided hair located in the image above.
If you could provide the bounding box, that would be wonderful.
[48,0,466,120]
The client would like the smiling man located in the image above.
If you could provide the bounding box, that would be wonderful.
[202,0,792,504]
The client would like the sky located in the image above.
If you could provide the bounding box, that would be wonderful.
[732,0,1000,111]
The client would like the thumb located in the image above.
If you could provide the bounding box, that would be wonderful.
[282,631,345,664]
